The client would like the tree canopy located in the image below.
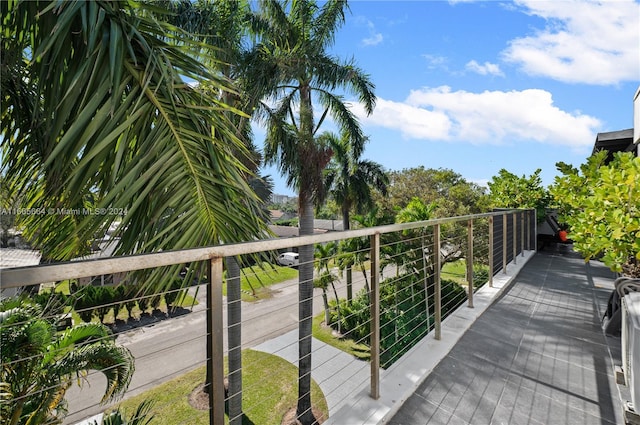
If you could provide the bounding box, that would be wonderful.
[375,167,489,221]
[488,168,550,221]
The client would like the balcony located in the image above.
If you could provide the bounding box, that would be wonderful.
[0,210,627,424]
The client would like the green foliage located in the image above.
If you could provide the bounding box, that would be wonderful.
[274,218,299,227]
[2,0,270,297]
[550,151,640,277]
[488,168,550,222]
[163,280,187,311]
[375,167,489,219]
[1,298,134,425]
[97,400,155,425]
[328,273,467,368]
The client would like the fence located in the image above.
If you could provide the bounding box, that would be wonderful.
[0,209,535,425]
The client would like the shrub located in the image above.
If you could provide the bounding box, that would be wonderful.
[551,152,640,277]
[328,272,468,368]
[164,279,187,311]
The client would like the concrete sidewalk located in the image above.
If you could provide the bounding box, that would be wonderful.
[253,329,370,416]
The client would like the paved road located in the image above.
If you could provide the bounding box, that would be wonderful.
[63,267,374,424]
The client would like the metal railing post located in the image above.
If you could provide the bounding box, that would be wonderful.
[527,210,531,251]
[370,232,381,400]
[434,224,442,340]
[503,214,508,274]
[512,213,517,265]
[521,212,525,257]
[488,217,494,288]
[467,219,474,308]
[529,210,538,252]
[208,257,225,425]
[226,257,243,425]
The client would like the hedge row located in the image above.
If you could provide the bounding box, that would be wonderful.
[33,280,189,324]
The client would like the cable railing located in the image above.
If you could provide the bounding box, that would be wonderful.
[0,209,535,425]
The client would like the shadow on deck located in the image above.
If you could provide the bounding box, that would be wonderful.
[389,248,625,425]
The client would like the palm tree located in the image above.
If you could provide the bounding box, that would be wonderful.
[1,299,134,425]
[345,209,388,295]
[251,1,375,422]
[1,0,269,288]
[314,242,341,328]
[323,130,388,302]
[395,197,438,321]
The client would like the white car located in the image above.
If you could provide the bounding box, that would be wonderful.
[277,252,299,267]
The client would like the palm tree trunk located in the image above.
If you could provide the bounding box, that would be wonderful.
[297,194,316,425]
[322,289,330,325]
[330,281,341,334]
[343,207,353,303]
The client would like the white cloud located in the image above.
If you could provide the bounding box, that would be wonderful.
[356,16,384,47]
[465,60,505,77]
[363,33,383,46]
[503,0,640,85]
[351,86,601,151]
[422,54,450,71]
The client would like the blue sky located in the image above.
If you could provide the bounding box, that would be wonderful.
[262,0,640,196]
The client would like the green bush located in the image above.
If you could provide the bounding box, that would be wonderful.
[328,272,468,368]
[164,279,187,311]
[94,286,115,323]
[551,152,640,277]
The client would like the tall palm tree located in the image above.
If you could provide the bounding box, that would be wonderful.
[1,0,269,288]
[164,3,273,421]
[323,130,388,302]
[250,1,375,422]
[1,299,134,425]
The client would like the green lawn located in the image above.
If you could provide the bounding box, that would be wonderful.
[441,259,467,285]
[113,349,328,425]
[224,263,298,302]
[312,313,370,361]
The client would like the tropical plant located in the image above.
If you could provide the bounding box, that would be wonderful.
[314,242,341,327]
[0,298,134,425]
[340,208,391,296]
[323,130,388,302]
[329,273,466,368]
[550,151,640,277]
[1,0,269,292]
[395,197,438,325]
[98,400,155,425]
[323,131,389,231]
[251,1,375,422]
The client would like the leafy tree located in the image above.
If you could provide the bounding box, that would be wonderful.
[550,151,640,277]
[488,168,550,222]
[251,1,375,422]
[375,167,488,219]
[1,298,134,425]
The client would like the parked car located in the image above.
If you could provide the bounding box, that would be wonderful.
[277,252,299,267]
